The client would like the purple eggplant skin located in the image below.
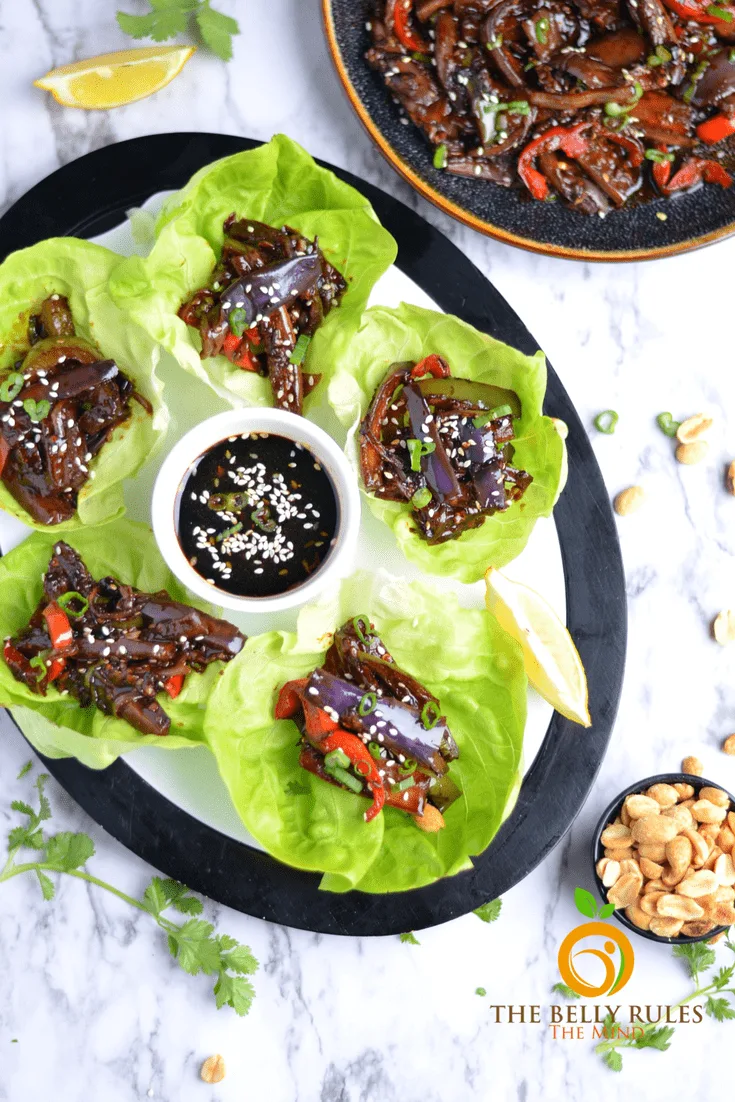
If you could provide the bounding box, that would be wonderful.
[218,254,322,330]
[304,668,366,722]
[403,383,462,502]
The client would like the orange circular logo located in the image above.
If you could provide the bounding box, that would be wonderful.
[557,922,635,997]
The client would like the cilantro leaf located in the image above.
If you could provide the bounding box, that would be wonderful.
[221,945,259,975]
[711,964,735,991]
[16,761,33,780]
[673,942,716,978]
[195,1,239,60]
[633,1025,675,1051]
[706,996,735,1022]
[552,982,581,1000]
[214,972,256,1016]
[603,1050,623,1072]
[44,832,95,872]
[399,931,420,945]
[36,870,55,901]
[143,877,168,915]
[474,899,502,923]
[116,0,192,43]
[171,893,204,915]
[10,801,34,818]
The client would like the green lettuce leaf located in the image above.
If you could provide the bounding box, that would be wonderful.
[204,571,526,894]
[0,519,230,769]
[326,303,565,583]
[108,134,397,408]
[0,238,167,530]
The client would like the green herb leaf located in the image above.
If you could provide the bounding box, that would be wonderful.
[673,942,716,978]
[15,761,33,781]
[474,899,502,923]
[475,986,487,996]
[213,972,256,1016]
[574,886,598,919]
[399,931,421,944]
[195,0,239,60]
[633,1025,675,1050]
[44,832,95,872]
[603,1050,623,1072]
[711,963,735,990]
[116,0,193,43]
[221,944,259,975]
[36,870,55,902]
[552,981,582,1000]
[706,996,735,1021]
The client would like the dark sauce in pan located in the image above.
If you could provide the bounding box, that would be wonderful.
[177,432,339,598]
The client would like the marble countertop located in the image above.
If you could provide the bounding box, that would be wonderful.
[2,1,735,1099]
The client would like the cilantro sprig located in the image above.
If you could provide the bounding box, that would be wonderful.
[116,0,239,61]
[1,771,258,1015]
[594,936,735,1070]
[474,898,502,923]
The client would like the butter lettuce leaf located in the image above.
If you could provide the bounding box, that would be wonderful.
[204,571,526,894]
[109,134,397,408]
[326,303,565,583]
[0,519,228,768]
[0,238,167,531]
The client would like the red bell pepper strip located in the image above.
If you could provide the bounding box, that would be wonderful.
[697,113,735,144]
[222,331,260,372]
[663,0,735,23]
[0,435,9,479]
[664,158,733,193]
[275,678,309,719]
[517,123,590,202]
[410,354,450,380]
[42,602,73,680]
[650,146,673,190]
[302,699,339,740]
[321,729,386,822]
[605,131,645,168]
[393,0,429,52]
[163,674,185,699]
[3,640,32,676]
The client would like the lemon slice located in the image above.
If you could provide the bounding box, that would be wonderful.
[34,46,195,109]
[485,567,591,727]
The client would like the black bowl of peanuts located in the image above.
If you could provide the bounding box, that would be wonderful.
[592,772,735,944]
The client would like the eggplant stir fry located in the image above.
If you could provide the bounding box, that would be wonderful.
[359,354,531,544]
[0,295,145,525]
[367,0,735,213]
[275,616,461,831]
[178,216,347,414]
[4,542,245,736]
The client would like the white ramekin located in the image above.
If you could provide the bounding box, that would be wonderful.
[151,408,361,614]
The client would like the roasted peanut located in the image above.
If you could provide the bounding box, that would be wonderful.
[649,917,684,938]
[713,611,735,646]
[676,869,719,898]
[614,486,645,516]
[657,894,705,920]
[626,794,662,818]
[631,815,679,845]
[682,756,704,776]
[200,1056,226,1085]
[676,414,713,445]
[692,799,727,824]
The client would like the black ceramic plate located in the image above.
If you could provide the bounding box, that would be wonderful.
[0,133,626,935]
[324,0,735,262]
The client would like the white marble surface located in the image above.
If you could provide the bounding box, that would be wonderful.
[2,1,735,1099]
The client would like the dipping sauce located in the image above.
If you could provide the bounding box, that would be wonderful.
[177,432,339,598]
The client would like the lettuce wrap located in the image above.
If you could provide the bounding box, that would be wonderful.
[108,134,397,408]
[326,303,566,583]
[204,571,527,894]
[0,238,167,531]
[0,519,231,769]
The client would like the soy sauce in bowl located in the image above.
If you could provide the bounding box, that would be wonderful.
[177,432,339,599]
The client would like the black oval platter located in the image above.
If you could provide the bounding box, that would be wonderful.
[0,133,626,935]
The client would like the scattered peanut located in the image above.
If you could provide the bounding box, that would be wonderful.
[713,611,735,646]
[613,485,645,516]
[200,1055,226,1085]
[598,778,735,939]
[723,735,735,756]
[682,756,704,776]
[676,440,709,465]
[676,413,713,445]
[726,459,735,496]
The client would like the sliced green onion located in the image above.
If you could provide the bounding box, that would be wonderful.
[289,333,311,366]
[391,777,415,794]
[730,47,735,61]
[706,3,733,19]
[535,16,549,43]
[399,758,417,774]
[228,306,248,337]
[329,765,364,794]
[505,100,530,116]
[407,438,436,472]
[216,522,243,542]
[57,591,89,618]
[656,412,680,438]
[352,615,372,645]
[421,700,441,730]
[524,59,537,71]
[486,33,502,50]
[368,741,383,760]
[23,398,50,422]
[684,59,709,104]
[411,487,432,510]
[647,44,672,66]
[0,372,24,403]
[208,491,250,512]
[433,143,448,170]
[324,748,350,772]
[645,149,675,164]
[411,51,431,62]
[488,403,513,420]
[29,653,48,681]
[594,410,619,435]
[358,692,377,717]
[251,505,276,533]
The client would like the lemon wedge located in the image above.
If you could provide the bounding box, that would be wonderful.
[485,567,591,727]
[34,46,195,110]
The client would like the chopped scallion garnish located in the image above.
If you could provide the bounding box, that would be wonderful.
[594,410,619,435]
[656,412,680,437]
[358,692,377,717]
[535,16,549,43]
[29,654,48,681]
[407,438,436,471]
[57,591,89,618]
[0,372,24,403]
[328,765,364,794]
[421,700,440,730]
[645,149,675,164]
[289,333,311,366]
[411,487,432,509]
[433,143,448,169]
[352,615,372,645]
[325,748,351,773]
[228,306,248,337]
[706,3,733,19]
